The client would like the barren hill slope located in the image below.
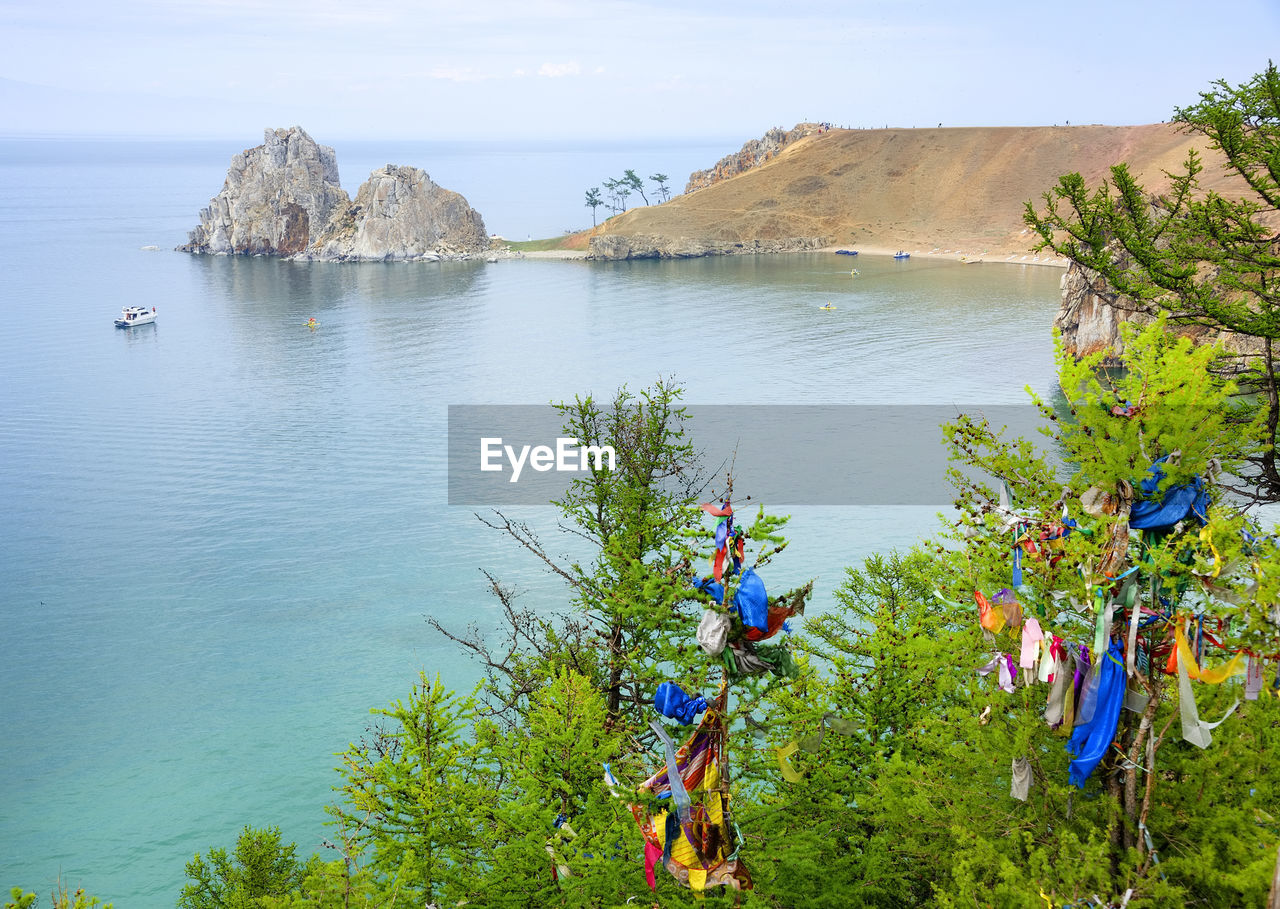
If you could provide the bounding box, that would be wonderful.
[590,123,1242,258]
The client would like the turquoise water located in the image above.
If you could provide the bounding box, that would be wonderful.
[0,138,1063,905]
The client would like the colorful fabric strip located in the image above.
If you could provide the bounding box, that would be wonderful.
[649,720,693,822]
[1176,631,1240,748]
[645,839,663,889]
[776,742,803,783]
[1020,618,1044,670]
[1067,642,1126,788]
[1174,623,1246,684]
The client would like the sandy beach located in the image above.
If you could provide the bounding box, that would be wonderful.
[497,244,1066,266]
[825,244,1069,267]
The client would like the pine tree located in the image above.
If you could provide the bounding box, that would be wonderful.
[179,826,306,909]
[440,379,705,734]
[1025,62,1280,498]
[327,676,493,905]
[929,318,1280,903]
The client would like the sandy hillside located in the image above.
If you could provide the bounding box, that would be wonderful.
[588,123,1245,259]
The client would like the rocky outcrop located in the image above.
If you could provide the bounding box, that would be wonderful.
[588,234,826,260]
[180,127,349,257]
[306,165,488,261]
[684,123,824,194]
[1055,260,1264,363]
[181,127,489,261]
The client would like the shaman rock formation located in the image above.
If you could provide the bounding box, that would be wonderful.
[180,127,488,261]
[309,165,488,261]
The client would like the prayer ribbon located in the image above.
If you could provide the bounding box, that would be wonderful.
[602,763,621,798]
[1067,642,1126,788]
[975,589,1006,633]
[795,712,858,753]
[1174,622,1246,683]
[1091,585,1113,658]
[1044,648,1068,727]
[1246,655,1265,700]
[644,839,662,890]
[978,653,1016,693]
[1019,618,1044,670]
[1199,525,1221,578]
[649,720,692,822]
[1124,582,1141,677]
[776,741,803,783]
[1175,629,1240,748]
[1011,756,1032,801]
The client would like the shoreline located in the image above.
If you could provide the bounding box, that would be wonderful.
[823,244,1069,268]
[494,244,1069,267]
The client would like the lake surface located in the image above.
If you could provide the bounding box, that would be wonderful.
[0,138,1063,904]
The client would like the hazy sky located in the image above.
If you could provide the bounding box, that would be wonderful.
[3,0,1278,141]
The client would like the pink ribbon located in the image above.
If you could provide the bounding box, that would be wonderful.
[644,839,663,889]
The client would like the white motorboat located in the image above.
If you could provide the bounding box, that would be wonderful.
[115,306,157,328]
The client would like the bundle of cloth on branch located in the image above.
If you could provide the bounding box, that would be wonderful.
[633,685,752,891]
[958,456,1277,796]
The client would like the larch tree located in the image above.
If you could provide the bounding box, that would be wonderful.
[1025,62,1280,500]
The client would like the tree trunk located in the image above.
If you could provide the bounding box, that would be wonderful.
[1269,840,1280,909]
[606,621,623,719]
[1123,677,1162,851]
[1263,337,1280,496]
[1107,754,1125,872]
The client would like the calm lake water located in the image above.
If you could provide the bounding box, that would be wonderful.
[0,137,1063,905]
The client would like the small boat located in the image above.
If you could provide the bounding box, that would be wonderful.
[820,303,837,311]
[893,251,910,260]
[115,306,156,328]
[835,249,858,256]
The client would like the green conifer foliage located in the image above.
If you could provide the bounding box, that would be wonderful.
[738,315,1280,907]
[178,826,304,909]
[328,675,492,906]
[1025,63,1280,498]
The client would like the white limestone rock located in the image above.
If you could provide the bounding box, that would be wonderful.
[308,165,488,261]
[180,127,348,256]
[181,129,490,261]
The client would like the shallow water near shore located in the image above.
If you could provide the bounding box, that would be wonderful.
[0,138,1063,905]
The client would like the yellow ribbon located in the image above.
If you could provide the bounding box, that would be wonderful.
[1199,525,1222,578]
[1175,623,1245,684]
[776,741,803,782]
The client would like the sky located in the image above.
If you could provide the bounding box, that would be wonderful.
[2,0,1279,141]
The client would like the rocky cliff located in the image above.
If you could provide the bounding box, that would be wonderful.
[180,127,489,261]
[306,165,489,261]
[684,123,823,194]
[1055,261,1264,363]
[180,127,349,257]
